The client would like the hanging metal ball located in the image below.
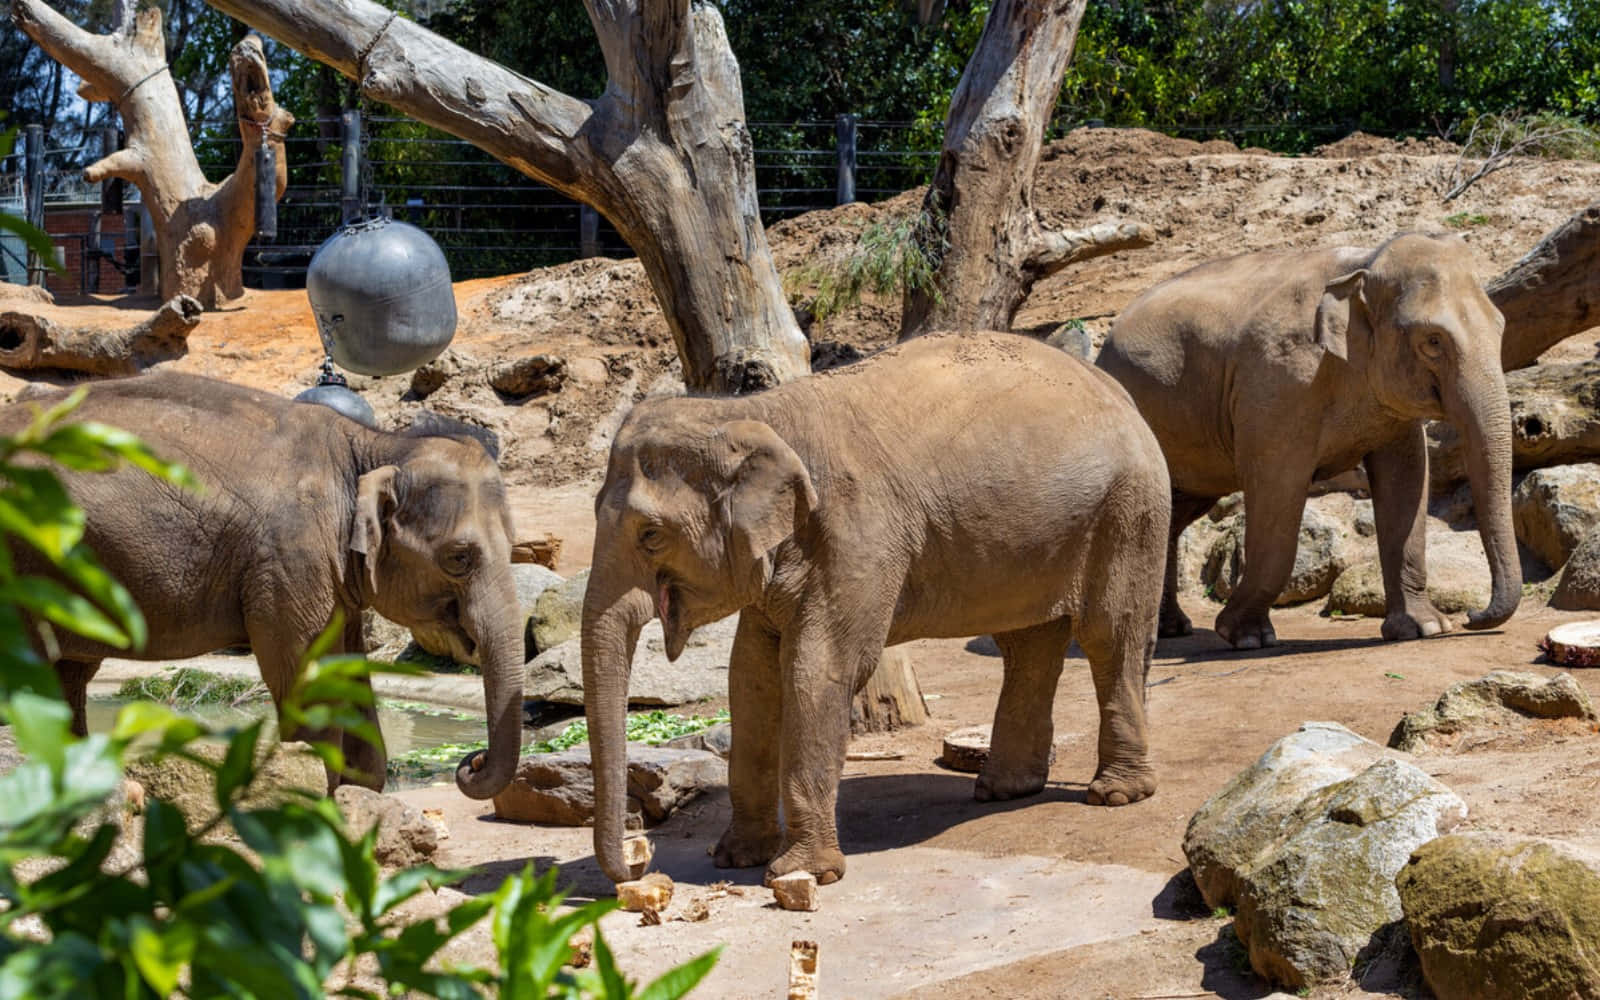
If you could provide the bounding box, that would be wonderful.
[294,361,377,427]
[306,215,457,376]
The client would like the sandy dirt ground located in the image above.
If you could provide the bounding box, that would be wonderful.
[7,129,1600,997]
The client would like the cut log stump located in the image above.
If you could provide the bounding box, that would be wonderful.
[850,647,928,735]
[1540,621,1600,668]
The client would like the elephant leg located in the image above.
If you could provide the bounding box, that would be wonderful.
[1367,425,1451,641]
[1076,565,1159,807]
[249,618,347,793]
[1160,492,1215,638]
[336,614,386,791]
[57,659,101,737]
[976,617,1072,802]
[1215,460,1313,649]
[714,609,784,871]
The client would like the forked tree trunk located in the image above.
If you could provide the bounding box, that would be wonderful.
[201,0,809,394]
[899,0,1153,339]
[1488,201,1600,370]
[10,2,290,309]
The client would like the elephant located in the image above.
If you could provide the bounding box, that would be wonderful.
[1096,231,1520,649]
[0,372,524,798]
[582,332,1171,886]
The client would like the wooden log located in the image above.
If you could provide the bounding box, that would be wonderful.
[0,295,201,375]
[1489,202,1600,370]
[1539,621,1600,667]
[850,647,929,735]
[1429,360,1600,491]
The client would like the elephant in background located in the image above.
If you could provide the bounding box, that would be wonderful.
[0,372,524,797]
[1096,232,1519,649]
[582,332,1171,886]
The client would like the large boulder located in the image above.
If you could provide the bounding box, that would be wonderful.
[491,744,727,827]
[124,740,325,834]
[334,785,440,868]
[1553,526,1600,611]
[528,569,589,655]
[1183,722,1466,989]
[662,722,732,760]
[1513,464,1600,570]
[1397,832,1600,1000]
[1389,670,1598,753]
[526,613,736,707]
[1327,520,1512,617]
[1203,494,1372,606]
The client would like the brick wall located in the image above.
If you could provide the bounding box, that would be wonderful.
[40,203,133,297]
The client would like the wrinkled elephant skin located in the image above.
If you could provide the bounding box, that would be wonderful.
[1097,232,1520,649]
[1,372,525,798]
[583,333,1172,886]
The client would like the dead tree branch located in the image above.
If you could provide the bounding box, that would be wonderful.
[0,295,201,374]
[1488,202,1600,370]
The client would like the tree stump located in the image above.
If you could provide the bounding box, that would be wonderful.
[0,295,200,375]
[1540,621,1600,668]
[850,647,929,735]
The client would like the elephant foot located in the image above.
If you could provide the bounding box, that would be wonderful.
[973,767,1047,803]
[1382,598,1452,641]
[1086,764,1156,807]
[712,825,782,870]
[764,842,846,886]
[1158,605,1193,639]
[1215,606,1277,649]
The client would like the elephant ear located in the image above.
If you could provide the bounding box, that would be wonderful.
[350,465,400,596]
[1314,269,1367,362]
[715,420,818,583]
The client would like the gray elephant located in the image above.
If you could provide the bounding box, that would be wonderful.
[1,372,523,797]
[1096,232,1519,649]
[582,332,1171,886]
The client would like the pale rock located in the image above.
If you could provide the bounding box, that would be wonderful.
[526,613,736,706]
[491,745,726,826]
[528,569,590,654]
[124,740,325,834]
[334,785,440,867]
[772,871,819,912]
[1389,670,1597,752]
[1553,525,1600,611]
[1513,464,1600,569]
[617,872,674,912]
[623,835,654,880]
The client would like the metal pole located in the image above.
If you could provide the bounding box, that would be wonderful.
[835,114,857,206]
[24,124,45,286]
[91,126,122,294]
[340,109,362,224]
[579,203,599,258]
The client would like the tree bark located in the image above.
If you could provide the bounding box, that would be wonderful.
[899,0,1153,339]
[1488,201,1600,370]
[9,2,290,309]
[201,0,809,394]
[850,648,929,735]
[0,295,201,374]
[1429,360,1600,490]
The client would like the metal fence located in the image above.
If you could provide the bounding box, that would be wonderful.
[2,113,943,293]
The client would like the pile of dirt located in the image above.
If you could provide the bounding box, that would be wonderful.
[1312,131,1461,158]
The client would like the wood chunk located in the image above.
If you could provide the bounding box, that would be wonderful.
[623,835,654,880]
[567,928,593,968]
[1541,621,1600,668]
[850,647,930,734]
[771,871,819,912]
[941,723,1055,773]
[787,940,819,1000]
[511,534,563,569]
[617,872,674,912]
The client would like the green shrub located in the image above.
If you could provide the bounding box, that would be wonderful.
[113,667,269,710]
[0,391,717,998]
[787,208,946,328]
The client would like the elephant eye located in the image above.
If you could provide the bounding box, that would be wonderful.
[441,543,477,578]
[638,526,668,554]
[1418,331,1446,358]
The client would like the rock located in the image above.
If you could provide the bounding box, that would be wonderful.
[334,785,440,867]
[1397,832,1600,1000]
[1204,494,1371,606]
[1513,464,1600,569]
[361,609,413,661]
[1553,527,1600,611]
[124,740,326,833]
[1045,321,1094,361]
[511,534,563,569]
[491,745,727,826]
[1327,520,1510,617]
[488,354,566,398]
[1183,722,1466,988]
[409,348,475,399]
[772,871,819,912]
[528,569,589,655]
[623,835,654,880]
[663,722,732,759]
[1389,670,1598,753]
[617,872,674,913]
[526,613,736,707]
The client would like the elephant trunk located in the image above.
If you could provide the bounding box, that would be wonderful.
[1445,363,1522,630]
[581,562,654,885]
[454,569,526,800]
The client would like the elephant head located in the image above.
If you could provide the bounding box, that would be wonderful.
[582,399,817,882]
[1314,231,1520,629]
[349,430,524,800]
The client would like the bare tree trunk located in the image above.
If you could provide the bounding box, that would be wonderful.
[201,0,809,394]
[0,294,200,374]
[850,648,929,735]
[9,1,290,309]
[1429,360,1600,490]
[899,0,1153,339]
[1489,202,1600,370]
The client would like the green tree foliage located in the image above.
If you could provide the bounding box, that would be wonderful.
[0,375,716,996]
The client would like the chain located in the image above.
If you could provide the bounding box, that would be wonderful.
[355,10,399,86]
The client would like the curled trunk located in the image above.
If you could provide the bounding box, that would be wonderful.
[1445,366,1522,629]
[453,570,526,800]
[580,567,654,884]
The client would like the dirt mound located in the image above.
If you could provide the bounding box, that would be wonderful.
[1043,126,1248,161]
[1312,131,1461,158]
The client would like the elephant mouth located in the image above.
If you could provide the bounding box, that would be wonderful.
[654,573,692,661]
